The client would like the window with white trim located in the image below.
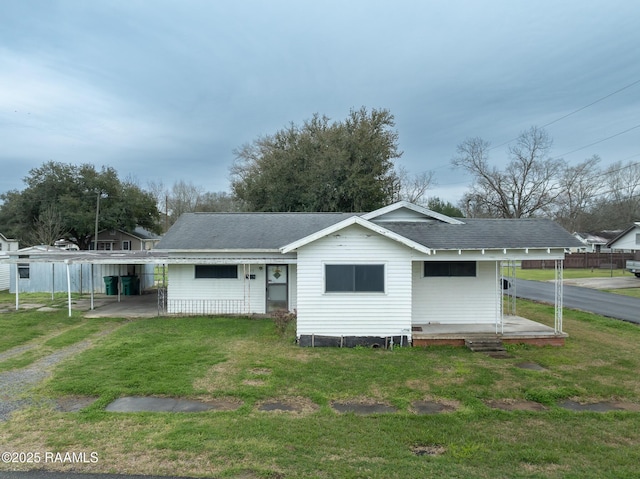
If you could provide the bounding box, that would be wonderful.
[122,241,131,250]
[424,261,476,277]
[325,264,385,292]
[195,265,238,279]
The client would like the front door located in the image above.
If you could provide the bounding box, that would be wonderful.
[266,265,288,312]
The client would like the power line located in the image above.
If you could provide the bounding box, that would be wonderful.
[553,124,640,159]
[488,78,640,151]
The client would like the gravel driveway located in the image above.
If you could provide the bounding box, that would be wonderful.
[0,327,117,421]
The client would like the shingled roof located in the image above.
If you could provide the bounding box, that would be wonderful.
[156,209,581,251]
[155,212,353,250]
[381,218,582,250]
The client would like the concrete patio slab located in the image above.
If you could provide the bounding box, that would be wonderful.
[84,293,160,318]
[105,396,241,413]
[413,316,566,347]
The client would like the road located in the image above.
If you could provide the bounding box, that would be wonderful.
[515,279,640,324]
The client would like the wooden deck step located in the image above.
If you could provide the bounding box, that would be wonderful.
[464,338,506,353]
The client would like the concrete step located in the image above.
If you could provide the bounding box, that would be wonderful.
[465,338,506,353]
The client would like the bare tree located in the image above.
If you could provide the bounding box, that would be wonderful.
[554,155,602,231]
[168,180,204,219]
[28,204,68,246]
[394,167,435,205]
[593,160,640,229]
[452,127,564,218]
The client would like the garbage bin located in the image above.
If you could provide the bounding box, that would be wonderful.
[121,275,140,295]
[103,276,118,295]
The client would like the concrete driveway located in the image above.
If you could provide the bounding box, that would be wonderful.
[83,292,160,318]
[561,276,640,290]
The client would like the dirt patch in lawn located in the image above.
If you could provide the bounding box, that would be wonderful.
[411,444,446,456]
[485,399,547,411]
[256,396,319,415]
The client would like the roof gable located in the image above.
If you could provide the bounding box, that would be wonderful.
[607,222,640,249]
[280,216,431,254]
[362,201,464,225]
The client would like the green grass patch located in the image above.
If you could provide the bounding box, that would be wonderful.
[2,301,640,478]
[603,287,640,298]
[514,267,631,281]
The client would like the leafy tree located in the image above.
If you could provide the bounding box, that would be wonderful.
[426,197,464,217]
[452,127,564,218]
[0,161,161,249]
[230,107,405,212]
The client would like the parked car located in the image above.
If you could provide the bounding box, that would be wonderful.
[626,260,640,278]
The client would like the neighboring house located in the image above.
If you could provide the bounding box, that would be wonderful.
[0,233,19,291]
[89,227,161,251]
[155,201,581,346]
[606,222,640,253]
[572,231,619,253]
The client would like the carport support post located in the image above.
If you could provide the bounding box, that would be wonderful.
[65,260,72,317]
[14,262,19,311]
[90,263,94,310]
[554,259,563,333]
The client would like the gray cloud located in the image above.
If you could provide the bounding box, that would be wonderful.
[1,0,639,203]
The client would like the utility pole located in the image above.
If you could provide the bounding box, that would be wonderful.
[94,192,100,251]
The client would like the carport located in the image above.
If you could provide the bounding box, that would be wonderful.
[0,249,169,317]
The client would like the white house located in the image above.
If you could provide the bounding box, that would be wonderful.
[155,201,582,347]
[606,222,640,252]
[0,233,19,291]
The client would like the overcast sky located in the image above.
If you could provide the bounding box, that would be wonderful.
[1,0,639,205]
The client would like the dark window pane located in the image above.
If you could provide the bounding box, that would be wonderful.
[424,262,450,277]
[326,264,384,292]
[326,265,354,292]
[18,264,30,279]
[355,264,385,292]
[424,261,476,277]
[195,265,238,279]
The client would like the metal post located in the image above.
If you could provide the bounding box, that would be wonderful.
[90,263,94,310]
[554,259,564,333]
[66,261,72,317]
[14,262,19,311]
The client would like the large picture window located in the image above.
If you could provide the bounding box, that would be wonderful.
[195,265,238,279]
[325,264,384,292]
[424,261,476,277]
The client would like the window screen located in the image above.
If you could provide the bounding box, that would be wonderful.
[195,265,238,279]
[424,261,476,277]
[325,264,384,292]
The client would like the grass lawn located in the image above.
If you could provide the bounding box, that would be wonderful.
[1,301,639,478]
[603,288,640,298]
[514,267,632,281]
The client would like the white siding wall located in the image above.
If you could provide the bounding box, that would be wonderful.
[611,227,640,251]
[296,224,413,337]
[412,260,497,324]
[167,263,273,314]
[0,263,8,291]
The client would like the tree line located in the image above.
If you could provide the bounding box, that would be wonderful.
[452,126,640,232]
[0,108,636,249]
